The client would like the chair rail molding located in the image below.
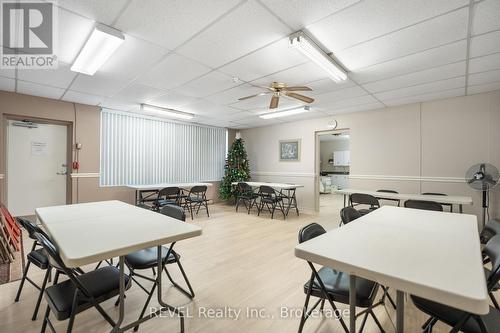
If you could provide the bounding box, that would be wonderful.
[348,174,465,183]
[251,171,316,178]
[70,172,100,178]
[0,173,4,179]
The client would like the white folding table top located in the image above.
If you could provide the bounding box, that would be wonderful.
[335,188,473,205]
[295,206,488,314]
[127,182,213,191]
[231,181,304,190]
[36,200,202,268]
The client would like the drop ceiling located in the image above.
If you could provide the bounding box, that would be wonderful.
[1,0,499,129]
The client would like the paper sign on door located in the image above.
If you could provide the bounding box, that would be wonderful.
[31,141,48,156]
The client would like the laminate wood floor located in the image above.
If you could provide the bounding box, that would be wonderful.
[0,194,495,332]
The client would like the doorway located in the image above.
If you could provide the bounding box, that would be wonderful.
[6,119,69,216]
[315,130,350,213]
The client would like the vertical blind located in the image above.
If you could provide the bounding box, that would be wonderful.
[100,109,227,186]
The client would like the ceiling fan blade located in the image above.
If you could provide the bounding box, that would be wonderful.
[283,86,313,92]
[238,92,271,101]
[270,96,279,109]
[285,92,315,104]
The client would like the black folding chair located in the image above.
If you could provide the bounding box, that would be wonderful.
[235,182,258,214]
[153,187,181,210]
[184,185,209,219]
[34,232,130,333]
[376,189,400,206]
[118,204,194,331]
[422,192,453,212]
[297,223,385,333]
[280,187,300,216]
[404,199,443,212]
[412,235,500,333]
[339,206,361,226]
[349,193,380,215]
[257,185,285,219]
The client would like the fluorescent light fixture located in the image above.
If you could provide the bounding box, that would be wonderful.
[259,106,310,119]
[290,31,347,82]
[141,104,194,120]
[71,24,125,75]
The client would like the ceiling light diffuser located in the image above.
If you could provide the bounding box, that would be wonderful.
[259,106,310,119]
[141,104,194,120]
[290,31,347,82]
[71,24,125,75]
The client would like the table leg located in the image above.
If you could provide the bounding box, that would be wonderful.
[459,204,463,214]
[343,194,347,208]
[396,290,404,333]
[349,275,356,333]
[111,256,125,332]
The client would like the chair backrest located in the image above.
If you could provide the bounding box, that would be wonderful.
[483,235,500,291]
[377,189,399,194]
[189,185,207,196]
[298,223,326,244]
[422,192,447,196]
[16,217,38,240]
[404,200,443,212]
[33,232,94,299]
[340,207,362,224]
[237,182,253,194]
[158,187,180,199]
[259,185,276,197]
[350,193,380,207]
[160,204,186,222]
[480,218,500,244]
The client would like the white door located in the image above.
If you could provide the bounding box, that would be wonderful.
[7,121,68,216]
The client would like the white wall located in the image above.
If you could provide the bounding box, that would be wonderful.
[320,139,350,172]
[241,90,500,220]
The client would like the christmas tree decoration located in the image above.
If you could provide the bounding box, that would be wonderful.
[219,138,250,200]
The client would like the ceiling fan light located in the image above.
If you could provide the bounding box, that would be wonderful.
[259,106,310,119]
[290,32,347,82]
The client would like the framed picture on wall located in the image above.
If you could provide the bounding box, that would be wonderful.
[279,139,301,161]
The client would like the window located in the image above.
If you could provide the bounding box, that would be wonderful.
[100,109,227,186]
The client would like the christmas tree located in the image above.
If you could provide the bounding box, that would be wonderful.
[219,137,251,200]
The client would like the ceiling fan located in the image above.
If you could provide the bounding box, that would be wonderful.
[238,82,315,109]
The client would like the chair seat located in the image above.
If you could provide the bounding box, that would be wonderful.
[411,295,500,333]
[155,199,177,207]
[27,248,49,269]
[44,266,130,321]
[357,207,377,216]
[304,267,379,308]
[125,246,179,270]
[261,197,281,204]
[484,268,500,291]
[185,197,207,203]
[239,193,259,199]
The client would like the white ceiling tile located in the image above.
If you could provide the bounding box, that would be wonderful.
[234,116,284,128]
[147,91,201,110]
[0,68,15,79]
[100,98,138,112]
[111,83,167,102]
[383,87,465,106]
[322,101,384,115]
[136,53,211,90]
[307,0,468,52]
[0,76,15,92]
[469,53,500,73]
[97,36,168,81]
[314,86,367,105]
[219,38,306,81]
[468,69,500,86]
[363,61,466,93]
[17,63,77,89]
[472,0,500,35]
[17,81,65,100]
[181,99,239,116]
[277,109,326,122]
[260,0,360,30]
[315,94,378,110]
[375,76,465,101]
[62,90,104,105]
[307,78,356,95]
[251,62,328,87]
[334,8,468,70]
[70,74,129,97]
[57,8,94,64]
[349,40,467,83]
[176,0,291,68]
[467,81,500,95]
[175,71,240,98]
[470,31,500,58]
[115,0,239,50]
[55,0,128,25]
[205,84,264,105]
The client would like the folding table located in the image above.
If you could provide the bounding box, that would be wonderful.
[36,200,202,332]
[295,206,488,333]
[127,182,213,205]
